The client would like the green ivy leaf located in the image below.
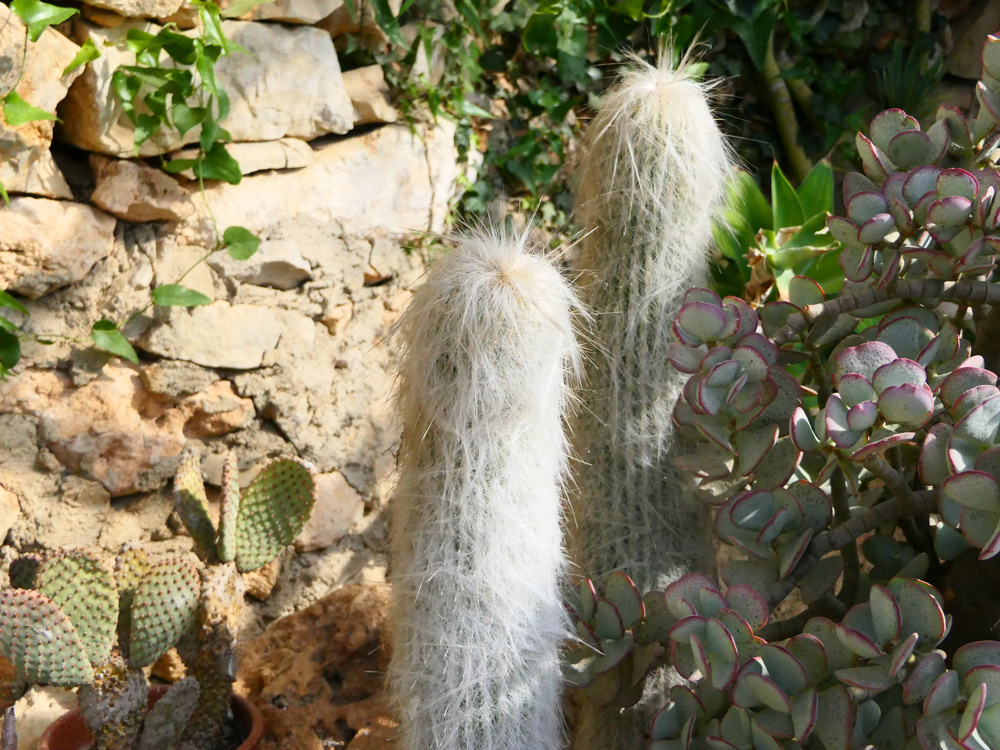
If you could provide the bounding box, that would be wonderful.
[2,92,57,127]
[90,320,138,364]
[0,290,28,316]
[111,70,142,121]
[171,103,206,137]
[194,142,242,184]
[731,5,776,71]
[0,316,17,334]
[62,38,100,78]
[371,0,406,47]
[0,329,20,370]
[222,226,260,260]
[0,180,8,206]
[133,113,162,148]
[10,0,79,42]
[162,157,199,174]
[152,284,212,307]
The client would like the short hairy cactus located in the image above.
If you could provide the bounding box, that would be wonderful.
[0,451,316,750]
[389,226,580,750]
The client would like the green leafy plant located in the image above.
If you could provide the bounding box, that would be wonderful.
[566,33,1000,749]
[0,452,317,750]
[713,159,841,302]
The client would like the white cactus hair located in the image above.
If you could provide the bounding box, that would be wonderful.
[568,47,735,750]
[388,224,581,750]
[570,44,736,594]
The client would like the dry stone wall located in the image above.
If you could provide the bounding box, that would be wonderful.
[0,0,458,653]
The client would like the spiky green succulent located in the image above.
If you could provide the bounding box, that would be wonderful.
[172,451,317,572]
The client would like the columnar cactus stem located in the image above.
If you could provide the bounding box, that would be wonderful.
[570,51,734,607]
[568,52,734,749]
[389,227,580,750]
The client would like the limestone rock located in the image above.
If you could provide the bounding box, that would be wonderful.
[12,686,78,750]
[62,20,353,157]
[0,197,116,298]
[90,155,193,221]
[82,0,185,19]
[295,471,364,553]
[169,137,314,178]
[179,380,255,437]
[0,485,18,544]
[0,6,82,199]
[208,240,313,290]
[243,556,282,600]
[343,65,397,125]
[182,122,459,245]
[237,583,392,750]
[252,0,344,24]
[140,360,218,398]
[1,365,187,496]
[137,302,285,369]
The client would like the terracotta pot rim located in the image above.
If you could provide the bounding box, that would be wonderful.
[37,683,263,750]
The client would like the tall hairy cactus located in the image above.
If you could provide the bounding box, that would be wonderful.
[568,52,735,749]
[389,227,580,750]
[570,52,735,593]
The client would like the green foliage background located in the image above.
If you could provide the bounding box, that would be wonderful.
[354,0,948,240]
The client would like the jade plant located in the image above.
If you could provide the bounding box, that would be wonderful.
[0,452,316,750]
[565,33,1000,750]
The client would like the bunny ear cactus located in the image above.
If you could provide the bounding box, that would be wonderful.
[170,450,316,750]
[389,226,580,750]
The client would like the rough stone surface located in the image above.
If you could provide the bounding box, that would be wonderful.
[137,302,286,369]
[0,485,18,544]
[169,137,314,178]
[11,686,78,750]
[208,240,313,290]
[1,365,187,496]
[252,0,344,24]
[90,155,194,221]
[295,471,365,553]
[0,197,116,298]
[62,20,354,157]
[180,122,459,245]
[0,6,82,199]
[237,583,394,750]
[343,65,397,125]
[82,0,185,19]
[180,380,255,437]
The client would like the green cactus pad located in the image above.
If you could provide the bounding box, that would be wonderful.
[216,453,240,564]
[234,457,317,573]
[0,589,94,685]
[114,544,150,603]
[36,549,118,667]
[7,553,42,590]
[128,557,200,668]
[174,451,219,562]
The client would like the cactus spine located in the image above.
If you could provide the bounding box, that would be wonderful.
[389,227,580,750]
[568,53,735,748]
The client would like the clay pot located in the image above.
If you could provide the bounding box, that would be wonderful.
[37,684,263,750]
